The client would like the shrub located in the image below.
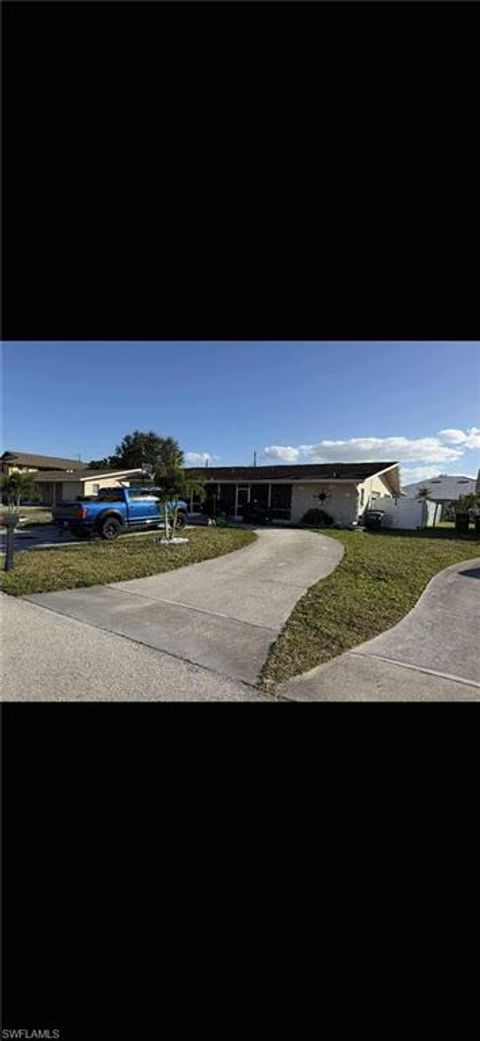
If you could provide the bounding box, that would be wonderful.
[301,508,334,527]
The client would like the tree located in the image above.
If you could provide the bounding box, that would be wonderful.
[153,438,206,540]
[111,431,167,471]
[456,493,480,513]
[415,485,443,526]
[1,473,40,571]
[0,471,39,511]
[416,486,440,524]
[87,458,112,470]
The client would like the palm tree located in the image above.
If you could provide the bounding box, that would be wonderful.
[0,471,39,512]
[415,485,441,527]
[1,471,39,573]
[153,438,206,540]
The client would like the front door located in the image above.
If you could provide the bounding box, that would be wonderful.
[236,485,249,516]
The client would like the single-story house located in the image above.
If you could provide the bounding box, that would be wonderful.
[184,461,401,525]
[402,474,476,518]
[1,450,87,476]
[32,469,144,507]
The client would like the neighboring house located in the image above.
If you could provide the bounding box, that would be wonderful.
[1,450,87,476]
[32,469,145,507]
[402,474,476,517]
[185,461,401,525]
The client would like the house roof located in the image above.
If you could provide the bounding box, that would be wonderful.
[33,468,144,483]
[1,450,86,471]
[402,474,476,501]
[185,461,399,483]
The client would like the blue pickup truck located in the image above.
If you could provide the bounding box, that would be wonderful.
[52,486,188,540]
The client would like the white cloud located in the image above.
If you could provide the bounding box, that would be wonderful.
[400,466,442,484]
[185,451,217,465]
[263,427,480,475]
[296,436,463,465]
[263,445,301,462]
[437,429,468,444]
[438,427,480,449]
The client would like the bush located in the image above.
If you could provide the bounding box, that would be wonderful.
[301,508,334,527]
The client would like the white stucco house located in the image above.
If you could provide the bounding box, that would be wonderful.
[185,461,401,526]
[32,468,145,506]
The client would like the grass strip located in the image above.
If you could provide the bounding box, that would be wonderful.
[1,527,257,596]
[259,528,480,691]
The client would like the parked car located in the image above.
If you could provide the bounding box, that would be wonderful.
[52,487,188,540]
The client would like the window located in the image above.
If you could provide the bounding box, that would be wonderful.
[270,485,292,510]
[360,488,365,507]
[218,484,236,513]
[128,490,160,502]
[96,488,125,502]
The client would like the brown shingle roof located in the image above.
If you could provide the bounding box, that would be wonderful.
[1,451,86,471]
[33,468,144,483]
[185,462,398,482]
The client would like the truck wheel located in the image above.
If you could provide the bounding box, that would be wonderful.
[99,517,122,540]
[175,512,187,529]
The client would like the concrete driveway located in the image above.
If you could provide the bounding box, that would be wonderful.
[0,522,79,552]
[277,558,480,701]
[17,528,343,692]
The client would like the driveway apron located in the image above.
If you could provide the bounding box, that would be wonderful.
[24,529,344,684]
[277,558,480,701]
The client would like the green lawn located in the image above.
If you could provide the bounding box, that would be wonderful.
[0,506,53,527]
[260,528,480,692]
[18,507,53,526]
[1,527,257,597]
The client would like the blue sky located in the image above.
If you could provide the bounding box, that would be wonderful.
[2,342,479,484]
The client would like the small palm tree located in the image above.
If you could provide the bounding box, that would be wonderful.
[1,471,39,572]
[0,471,39,512]
[153,438,206,540]
[416,485,440,524]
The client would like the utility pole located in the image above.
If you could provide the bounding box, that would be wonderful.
[253,451,257,467]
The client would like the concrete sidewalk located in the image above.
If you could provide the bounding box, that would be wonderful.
[0,593,271,701]
[21,528,344,688]
[277,558,480,701]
